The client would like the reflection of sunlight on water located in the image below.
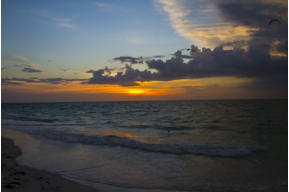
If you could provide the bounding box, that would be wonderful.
[99,130,139,138]
[138,139,163,144]
[97,130,165,144]
[125,120,150,127]
[72,125,164,145]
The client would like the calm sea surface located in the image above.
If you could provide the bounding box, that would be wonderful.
[2,99,287,191]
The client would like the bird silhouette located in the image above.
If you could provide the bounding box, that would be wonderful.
[269,19,281,25]
[60,68,69,72]
[180,48,195,51]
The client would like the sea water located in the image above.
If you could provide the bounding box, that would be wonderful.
[2,99,288,191]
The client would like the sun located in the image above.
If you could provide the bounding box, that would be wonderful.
[126,88,146,95]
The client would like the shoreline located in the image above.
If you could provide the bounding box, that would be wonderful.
[2,128,287,192]
[2,136,99,192]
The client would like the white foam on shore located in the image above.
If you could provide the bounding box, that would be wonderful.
[3,124,266,157]
[2,128,286,192]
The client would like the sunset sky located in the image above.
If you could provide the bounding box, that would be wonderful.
[2,0,288,102]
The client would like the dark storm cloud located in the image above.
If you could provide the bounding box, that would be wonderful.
[219,40,246,48]
[113,56,143,64]
[218,1,288,53]
[113,55,166,65]
[172,50,192,59]
[85,41,287,87]
[84,65,156,86]
[2,78,86,85]
[87,66,116,75]
[217,1,286,28]
[147,45,286,79]
[149,55,165,59]
[22,67,42,73]
[84,0,287,94]
[216,0,287,93]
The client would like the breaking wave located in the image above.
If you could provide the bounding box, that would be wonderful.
[7,125,266,157]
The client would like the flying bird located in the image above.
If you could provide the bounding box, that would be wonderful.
[180,48,192,51]
[60,68,70,72]
[180,48,198,52]
[269,19,281,25]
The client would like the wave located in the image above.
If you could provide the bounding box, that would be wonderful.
[7,126,266,157]
[3,115,57,123]
[120,124,194,131]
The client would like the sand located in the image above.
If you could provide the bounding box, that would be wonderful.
[2,134,287,192]
[2,137,98,192]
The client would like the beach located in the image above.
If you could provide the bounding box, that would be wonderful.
[1,100,288,192]
[2,132,287,192]
[2,136,99,192]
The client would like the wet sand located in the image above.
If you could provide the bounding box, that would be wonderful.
[2,136,98,192]
[2,131,287,192]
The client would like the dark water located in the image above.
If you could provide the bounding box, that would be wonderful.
[2,99,288,191]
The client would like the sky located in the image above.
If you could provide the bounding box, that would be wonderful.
[1,0,288,102]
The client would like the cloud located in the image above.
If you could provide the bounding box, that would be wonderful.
[2,56,40,68]
[2,78,86,85]
[83,0,287,91]
[27,10,77,29]
[1,56,43,73]
[1,79,22,85]
[113,56,144,64]
[112,55,167,65]
[217,0,288,54]
[95,2,111,8]
[84,65,156,86]
[49,17,76,29]
[217,1,287,27]
[155,0,260,47]
[85,38,287,92]
[22,67,42,73]
[94,1,120,11]
[172,50,192,59]
[147,44,286,79]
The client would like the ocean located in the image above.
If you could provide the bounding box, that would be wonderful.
[2,99,288,191]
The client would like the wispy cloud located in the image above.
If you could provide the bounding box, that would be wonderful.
[95,2,109,8]
[155,0,258,47]
[94,1,118,10]
[22,67,42,73]
[2,78,86,85]
[2,56,40,68]
[52,17,76,29]
[27,9,77,29]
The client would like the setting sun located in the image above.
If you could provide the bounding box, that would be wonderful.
[126,88,146,95]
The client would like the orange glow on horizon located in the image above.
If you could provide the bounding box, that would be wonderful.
[2,76,257,101]
[126,88,147,95]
